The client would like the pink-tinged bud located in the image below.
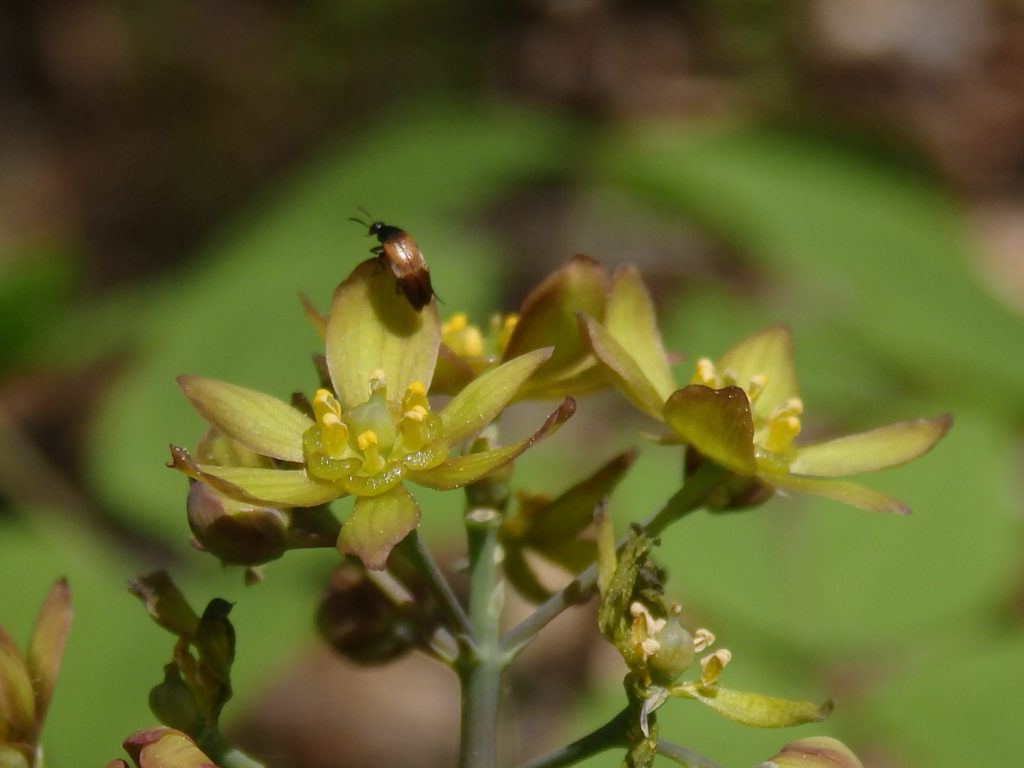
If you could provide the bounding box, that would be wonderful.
[187,481,289,566]
[757,736,864,768]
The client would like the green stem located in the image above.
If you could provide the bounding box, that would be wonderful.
[399,528,476,644]
[655,740,725,768]
[500,462,726,654]
[516,709,630,768]
[458,507,507,768]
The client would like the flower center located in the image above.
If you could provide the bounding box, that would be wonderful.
[690,358,804,455]
[303,375,443,482]
[441,312,518,361]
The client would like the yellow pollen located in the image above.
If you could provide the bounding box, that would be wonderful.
[356,430,378,451]
[498,314,518,353]
[693,358,717,386]
[747,374,767,402]
[442,313,468,333]
[404,405,428,422]
[763,415,801,454]
[407,381,426,397]
[312,388,341,422]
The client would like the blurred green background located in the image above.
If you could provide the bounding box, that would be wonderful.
[2,1,1024,767]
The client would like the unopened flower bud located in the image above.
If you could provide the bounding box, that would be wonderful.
[148,664,203,734]
[187,481,289,566]
[756,737,863,768]
[316,562,424,664]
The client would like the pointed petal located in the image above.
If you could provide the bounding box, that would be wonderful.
[177,376,311,462]
[122,728,217,768]
[789,415,953,476]
[326,258,440,410]
[670,682,833,727]
[502,545,556,604]
[525,450,637,544]
[716,326,797,419]
[127,572,200,639]
[412,398,575,489]
[503,254,608,363]
[169,446,344,507]
[605,265,676,401]
[439,347,553,444]
[579,313,666,420]
[664,385,757,475]
[337,485,421,570]
[26,579,72,725]
[763,471,911,514]
[0,625,34,741]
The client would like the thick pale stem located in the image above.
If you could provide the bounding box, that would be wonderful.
[459,507,506,768]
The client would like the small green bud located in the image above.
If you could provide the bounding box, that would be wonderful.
[648,617,694,684]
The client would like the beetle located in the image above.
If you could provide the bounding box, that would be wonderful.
[349,210,435,312]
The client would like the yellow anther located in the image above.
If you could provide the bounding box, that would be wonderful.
[404,405,428,422]
[442,313,468,334]
[763,415,801,454]
[692,358,717,387]
[356,429,386,472]
[320,412,350,456]
[498,314,518,354]
[356,430,378,451]
[747,374,767,403]
[407,380,426,397]
[699,649,731,687]
[312,388,342,423]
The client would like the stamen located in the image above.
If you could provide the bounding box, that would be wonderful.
[356,430,385,472]
[747,374,767,403]
[312,388,341,423]
[498,315,518,354]
[699,649,731,687]
[368,370,387,397]
[320,413,350,456]
[691,358,716,386]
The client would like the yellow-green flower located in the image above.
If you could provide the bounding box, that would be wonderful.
[171,259,573,569]
[579,269,951,513]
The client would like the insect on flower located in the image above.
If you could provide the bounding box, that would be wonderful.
[349,209,435,311]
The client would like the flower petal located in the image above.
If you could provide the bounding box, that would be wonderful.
[716,326,797,419]
[503,254,608,361]
[0,625,35,740]
[579,313,666,420]
[502,254,609,395]
[127,572,200,639]
[788,415,952,477]
[326,258,440,410]
[337,485,421,570]
[121,727,217,768]
[439,347,553,445]
[169,446,344,507]
[761,737,865,768]
[412,398,575,489]
[664,385,757,475]
[763,471,911,514]
[177,376,311,462]
[26,579,72,726]
[605,265,676,402]
[670,682,833,728]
